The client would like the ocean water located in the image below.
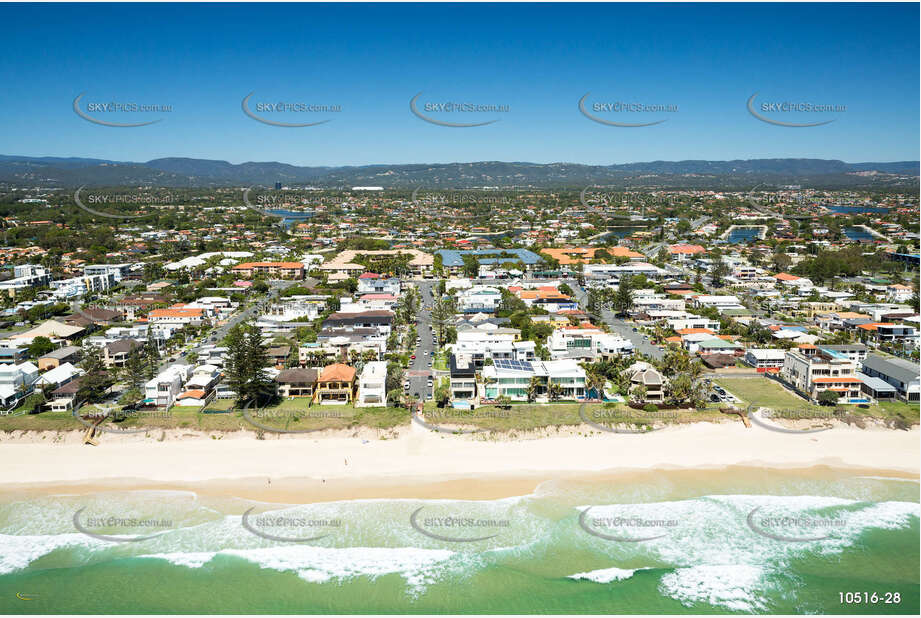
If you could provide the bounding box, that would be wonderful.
[0,467,917,614]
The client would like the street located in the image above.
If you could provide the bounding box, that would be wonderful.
[407,279,437,401]
[568,280,665,360]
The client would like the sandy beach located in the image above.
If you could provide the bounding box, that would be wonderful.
[0,423,917,500]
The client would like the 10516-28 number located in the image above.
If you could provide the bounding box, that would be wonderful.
[839,592,901,604]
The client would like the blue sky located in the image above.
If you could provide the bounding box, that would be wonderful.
[0,2,917,166]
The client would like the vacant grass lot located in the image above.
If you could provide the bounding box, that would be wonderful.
[714,376,919,424]
[714,377,811,409]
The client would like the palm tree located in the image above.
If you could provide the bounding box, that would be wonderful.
[586,372,606,400]
[526,376,542,403]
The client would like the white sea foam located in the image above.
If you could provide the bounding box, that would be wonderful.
[567,566,641,583]
[0,533,101,575]
[143,545,457,593]
[576,495,919,611]
[659,564,767,612]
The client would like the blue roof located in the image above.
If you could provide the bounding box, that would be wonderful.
[437,249,542,267]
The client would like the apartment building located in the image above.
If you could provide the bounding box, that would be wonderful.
[666,315,721,333]
[691,295,745,312]
[781,346,860,402]
[231,261,305,280]
[0,265,52,296]
[452,328,535,368]
[84,263,134,282]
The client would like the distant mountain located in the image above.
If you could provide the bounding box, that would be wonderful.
[0,155,916,189]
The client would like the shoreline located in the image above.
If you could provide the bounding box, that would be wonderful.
[0,423,917,499]
[1,464,918,506]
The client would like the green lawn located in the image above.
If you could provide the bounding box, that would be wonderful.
[713,377,810,409]
[715,376,919,424]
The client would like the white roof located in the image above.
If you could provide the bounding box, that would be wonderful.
[745,348,787,360]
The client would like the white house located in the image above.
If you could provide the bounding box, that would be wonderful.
[144,364,191,408]
[356,361,387,407]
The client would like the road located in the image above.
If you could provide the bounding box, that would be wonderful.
[690,215,710,229]
[407,280,437,402]
[568,280,665,360]
[155,279,298,374]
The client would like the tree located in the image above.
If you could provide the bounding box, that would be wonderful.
[461,254,479,278]
[224,323,273,405]
[433,379,451,407]
[817,390,839,406]
[526,376,542,402]
[586,371,606,400]
[773,252,793,273]
[430,294,456,346]
[709,251,730,288]
[145,327,160,378]
[121,346,149,393]
[612,277,634,316]
[631,384,647,403]
[548,383,564,402]
[76,346,115,405]
[28,336,54,358]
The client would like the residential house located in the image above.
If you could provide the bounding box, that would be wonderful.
[0,361,39,409]
[37,345,81,371]
[322,310,393,337]
[860,355,920,402]
[314,363,356,404]
[743,348,786,373]
[144,364,191,408]
[449,354,477,406]
[103,339,141,368]
[276,367,318,398]
[480,359,587,402]
[356,361,387,407]
[625,361,665,403]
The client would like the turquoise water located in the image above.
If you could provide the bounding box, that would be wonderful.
[0,467,917,614]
